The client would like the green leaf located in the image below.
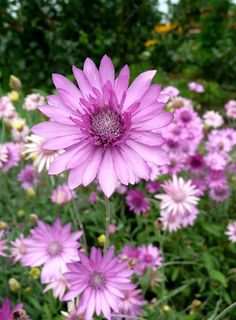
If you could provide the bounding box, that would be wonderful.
[210,270,227,287]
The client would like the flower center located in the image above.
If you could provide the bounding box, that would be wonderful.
[89,271,105,289]
[48,241,62,256]
[173,190,186,202]
[19,243,27,255]
[180,110,192,123]
[13,309,27,320]
[90,109,123,146]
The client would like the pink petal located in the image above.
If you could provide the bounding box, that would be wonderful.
[32,122,80,138]
[131,131,165,146]
[82,147,103,186]
[72,66,94,98]
[123,70,156,110]
[126,140,169,165]
[99,55,115,86]
[48,146,80,174]
[98,149,117,198]
[133,111,173,130]
[42,134,82,150]
[83,58,102,91]
[115,64,130,102]
[111,147,130,185]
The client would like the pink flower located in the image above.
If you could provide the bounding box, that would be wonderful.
[0,143,20,172]
[203,111,224,128]
[204,152,229,171]
[126,189,150,215]
[155,175,200,231]
[209,184,230,202]
[0,96,15,120]
[146,181,161,194]
[17,165,40,190]
[44,275,69,301]
[33,55,173,197]
[63,247,135,320]
[188,82,204,93]
[11,235,28,263]
[51,184,76,205]
[109,224,117,234]
[0,298,29,320]
[89,191,97,205]
[188,153,205,173]
[23,93,45,111]
[119,245,140,271]
[22,218,83,283]
[225,221,236,243]
[0,231,7,257]
[161,86,179,98]
[205,170,227,188]
[224,100,236,119]
[138,244,163,273]
[112,288,145,319]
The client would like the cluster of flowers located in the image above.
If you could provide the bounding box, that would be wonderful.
[1,218,149,319]
[1,56,236,319]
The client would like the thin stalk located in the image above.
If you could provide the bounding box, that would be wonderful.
[213,301,236,320]
[71,200,88,253]
[111,314,145,320]
[104,196,111,252]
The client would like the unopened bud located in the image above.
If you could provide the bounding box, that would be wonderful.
[26,188,36,198]
[9,75,22,90]
[98,234,106,246]
[28,213,38,223]
[8,277,20,293]
[8,90,20,102]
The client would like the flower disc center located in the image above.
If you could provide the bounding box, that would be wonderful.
[48,241,62,256]
[89,271,105,289]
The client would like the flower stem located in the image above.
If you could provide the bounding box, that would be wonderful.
[71,200,88,254]
[104,196,111,252]
[213,301,236,320]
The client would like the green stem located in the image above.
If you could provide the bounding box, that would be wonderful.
[104,196,111,252]
[71,200,88,253]
[213,301,236,320]
[111,314,145,320]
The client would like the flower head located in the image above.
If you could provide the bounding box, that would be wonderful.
[226,221,236,243]
[224,100,236,119]
[33,55,173,197]
[63,247,134,320]
[23,93,45,111]
[22,218,82,283]
[18,165,40,190]
[11,235,28,263]
[126,189,150,215]
[0,299,29,320]
[203,111,223,128]
[51,184,76,205]
[155,175,200,231]
[138,244,163,273]
[0,231,7,257]
[0,143,20,172]
[24,134,60,172]
[188,82,204,93]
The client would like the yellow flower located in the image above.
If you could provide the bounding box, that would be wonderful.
[154,24,174,33]
[144,39,157,47]
[98,234,106,246]
[163,305,171,314]
[29,267,41,279]
[8,278,20,293]
[9,75,22,90]
[11,118,26,130]
[8,90,20,102]
[26,188,36,198]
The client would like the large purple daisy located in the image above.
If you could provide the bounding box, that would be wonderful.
[33,55,173,197]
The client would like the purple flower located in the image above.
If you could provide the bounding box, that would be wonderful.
[17,165,40,190]
[11,235,28,263]
[0,298,29,320]
[138,244,163,273]
[89,191,97,205]
[188,153,205,173]
[22,218,83,283]
[209,184,230,202]
[224,100,236,119]
[188,82,204,93]
[0,231,7,257]
[126,189,150,215]
[33,55,173,197]
[51,184,76,205]
[146,181,161,194]
[63,247,135,320]
[0,143,20,172]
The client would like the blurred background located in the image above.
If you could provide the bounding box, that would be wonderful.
[0,0,236,107]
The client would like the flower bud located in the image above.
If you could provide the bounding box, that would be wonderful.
[98,234,106,246]
[8,277,20,293]
[9,75,22,90]
[29,267,40,279]
[28,213,38,223]
[26,188,36,198]
[0,221,8,230]
[8,90,20,102]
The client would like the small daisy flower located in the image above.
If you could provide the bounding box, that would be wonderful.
[51,184,76,205]
[226,221,236,243]
[126,189,150,215]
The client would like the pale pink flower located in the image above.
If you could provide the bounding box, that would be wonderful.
[51,184,76,205]
[161,86,179,98]
[23,93,45,111]
[0,231,7,257]
[22,218,83,283]
[226,221,236,243]
[224,100,236,119]
[24,134,61,172]
[0,96,15,120]
[44,275,69,301]
[63,247,135,320]
[0,142,20,172]
[33,55,173,197]
[209,184,230,202]
[188,82,204,93]
[11,235,28,263]
[203,111,224,128]
[138,244,163,273]
[160,210,182,232]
